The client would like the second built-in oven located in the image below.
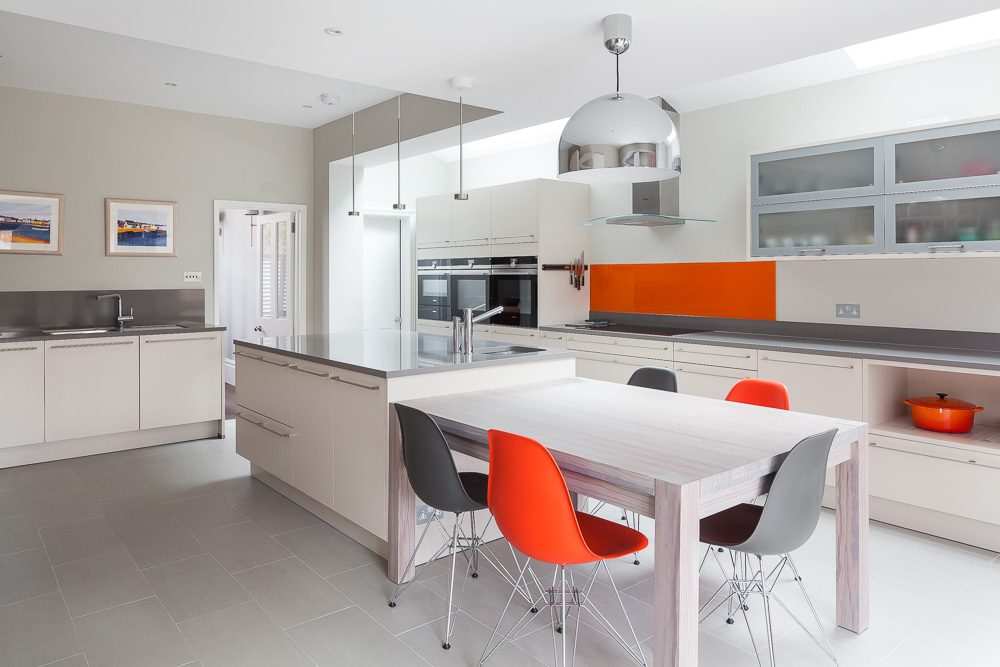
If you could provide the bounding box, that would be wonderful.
[450,256,491,320]
[489,256,538,328]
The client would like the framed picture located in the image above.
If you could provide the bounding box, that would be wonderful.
[106,198,177,257]
[0,190,64,255]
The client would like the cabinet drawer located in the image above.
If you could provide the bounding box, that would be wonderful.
[491,327,539,345]
[235,348,294,426]
[674,343,756,371]
[575,353,643,384]
[675,364,756,401]
[757,351,862,421]
[567,334,672,363]
[235,407,293,484]
[0,342,44,448]
[538,331,568,349]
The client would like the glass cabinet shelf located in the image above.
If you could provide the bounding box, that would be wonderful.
[751,196,884,257]
[751,138,883,205]
[886,186,1000,253]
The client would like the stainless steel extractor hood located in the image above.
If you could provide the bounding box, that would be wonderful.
[581,98,715,227]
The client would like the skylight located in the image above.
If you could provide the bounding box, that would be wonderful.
[845,9,1000,69]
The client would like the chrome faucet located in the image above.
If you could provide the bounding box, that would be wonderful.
[96,293,134,331]
[453,304,503,354]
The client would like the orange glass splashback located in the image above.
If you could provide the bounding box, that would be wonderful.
[591,262,776,320]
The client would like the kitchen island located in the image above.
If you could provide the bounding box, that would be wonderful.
[233,330,576,558]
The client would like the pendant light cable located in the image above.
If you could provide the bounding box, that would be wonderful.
[393,95,405,210]
[348,83,359,216]
[455,92,468,200]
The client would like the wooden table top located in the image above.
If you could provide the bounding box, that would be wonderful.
[397,377,865,496]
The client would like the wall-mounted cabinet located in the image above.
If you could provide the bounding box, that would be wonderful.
[751,195,884,257]
[885,185,1000,254]
[886,120,1000,194]
[751,137,883,206]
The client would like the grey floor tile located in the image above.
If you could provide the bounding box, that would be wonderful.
[18,466,85,500]
[0,547,59,605]
[97,492,172,531]
[142,553,251,623]
[0,592,82,667]
[28,490,102,528]
[43,654,90,667]
[40,516,123,566]
[125,452,212,479]
[399,609,544,666]
[0,467,19,491]
[74,596,196,667]
[328,561,446,635]
[290,606,430,667]
[192,453,251,484]
[274,523,381,577]
[178,601,312,667]
[233,495,321,536]
[68,451,130,477]
[0,486,29,519]
[79,468,147,501]
[514,615,649,667]
[116,518,207,569]
[13,459,73,474]
[165,493,246,534]
[141,470,215,503]
[0,513,42,556]
[207,475,278,506]
[233,557,352,628]
[54,549,154,618]
[192,521,291,573]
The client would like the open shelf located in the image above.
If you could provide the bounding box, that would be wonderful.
[871,415,1000,452]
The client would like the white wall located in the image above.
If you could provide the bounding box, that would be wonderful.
[444,142,557,191]
[588,46,1000,332]
[363,154,448,210]
[328,165,366,332]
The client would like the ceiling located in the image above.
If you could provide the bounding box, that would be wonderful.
[1,0,999,138]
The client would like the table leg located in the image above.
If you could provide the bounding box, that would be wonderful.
[653,478,700,667]
[388,404,416,585]
[835,431,869,633]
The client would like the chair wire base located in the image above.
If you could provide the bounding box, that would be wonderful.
[698,551,838,667]
[479,558,648,667]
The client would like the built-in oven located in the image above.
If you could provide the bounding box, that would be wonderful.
[417,258,451,321]
[489,256,538,329]
[449,257,492,321]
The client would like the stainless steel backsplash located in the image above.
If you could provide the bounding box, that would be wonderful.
[0,289,206,330]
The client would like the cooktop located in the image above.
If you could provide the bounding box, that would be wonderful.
[563,322,711,337]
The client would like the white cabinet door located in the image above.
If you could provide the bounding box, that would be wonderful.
[235,347,294,426]
[332,369,388,540]
[758,351,863,420]
[491,180,539,250]
[538,331,568,349]
[675,364,756,400]
[674,343,757,371]
[0,342,44,448]
[45,338,139,441]
[451,187,491,254]
[416,194,452,249]
[139,333,223,430]
[289,361,335,509]
[575,352,642,384]
[235,407,294,484]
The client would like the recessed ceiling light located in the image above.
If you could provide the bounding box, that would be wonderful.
[302,105,313,109]
[324,27,344,36]
[845,9,1000,69]
[164,82,178,87]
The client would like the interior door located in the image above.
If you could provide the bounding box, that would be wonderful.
[255,212,294,337]
[363,216,402,330]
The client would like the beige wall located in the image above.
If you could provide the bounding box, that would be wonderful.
[0,86,312,320]
[589,46,1000,332]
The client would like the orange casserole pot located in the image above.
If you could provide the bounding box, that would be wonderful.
[903,393,984,434]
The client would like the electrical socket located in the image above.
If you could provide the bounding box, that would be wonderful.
[184,271,202,282]
[836,303,860,318]
[415,504,443,525]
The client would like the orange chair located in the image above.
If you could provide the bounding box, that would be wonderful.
[479,430,648,667]
[725,378,790,410]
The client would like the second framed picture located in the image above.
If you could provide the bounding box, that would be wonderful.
[106,198,177,256]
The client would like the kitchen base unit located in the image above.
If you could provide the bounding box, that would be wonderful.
[233,331,576,561]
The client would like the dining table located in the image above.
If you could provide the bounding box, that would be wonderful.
[387,377,869,666]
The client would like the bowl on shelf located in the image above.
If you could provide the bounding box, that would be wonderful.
[903,393,984,434]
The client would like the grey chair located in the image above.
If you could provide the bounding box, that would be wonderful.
[390,404,530,650]
[698,429,839,666]
[591,366,679,564]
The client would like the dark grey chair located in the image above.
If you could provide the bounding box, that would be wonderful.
[390,404,529,650]
[698,429,839,666]
[627,366,678,393]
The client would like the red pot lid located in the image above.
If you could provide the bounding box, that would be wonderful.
[905,393,981,411]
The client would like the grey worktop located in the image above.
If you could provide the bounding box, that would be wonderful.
[0,324,226,343]
[235,330,576,378]
[540,324,1000,371]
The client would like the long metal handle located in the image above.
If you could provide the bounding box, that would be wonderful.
[614,342,670,351]
[234,350,290,367]
[289,365,330,378]
[676,348,751,359]
[331,376,379,391]
[144,337,217,344]
[795,248,826,254]
[494,331,535,337]
[928,244,964,250]
[453,237,489,242]
[492,234,535,240]
[0,346,38,352]
[760,356,854,370]
[540,334,564,340]
[676,366,750,380]
[50,340,134,349]
[235,412,290,438]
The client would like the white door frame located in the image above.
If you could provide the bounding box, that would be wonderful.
[363,209,415,331]
[213,200,309,337]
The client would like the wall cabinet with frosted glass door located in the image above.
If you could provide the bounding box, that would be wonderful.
[750,195,885,257]
[886,186,1000,254]
[885,119,1000,195]
[751,137,884,206]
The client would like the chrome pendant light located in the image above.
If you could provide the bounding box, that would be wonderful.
[348,83,360,216]
[557,14,681,184]
[392,95,406,210]
[451,76,472,201]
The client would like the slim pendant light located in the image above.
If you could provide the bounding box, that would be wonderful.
[348,83,360,217]
[450,77,472,201]
[392,95,406,210]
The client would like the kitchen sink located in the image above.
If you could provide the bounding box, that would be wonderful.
[122,324,189,332]
[1,330,46,339]
[479,345,544,356]
[42,328,112,335]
